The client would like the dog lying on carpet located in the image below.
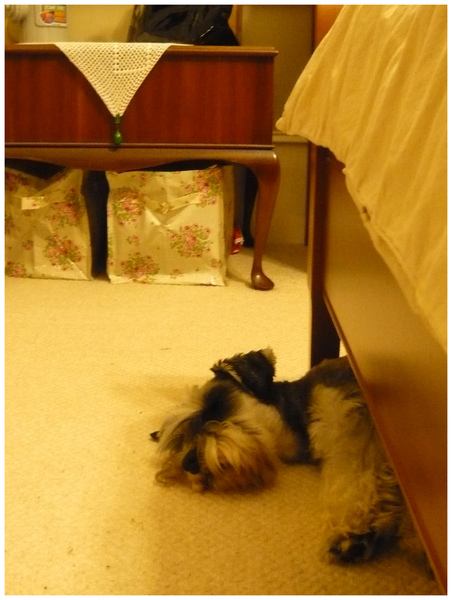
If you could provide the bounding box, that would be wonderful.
[151,349,419,564]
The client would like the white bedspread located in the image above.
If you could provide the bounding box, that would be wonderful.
[277,5,447,352]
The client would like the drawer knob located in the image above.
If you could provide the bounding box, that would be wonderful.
[113,114,123,146]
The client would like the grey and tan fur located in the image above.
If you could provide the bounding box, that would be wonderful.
[151,349,421,564]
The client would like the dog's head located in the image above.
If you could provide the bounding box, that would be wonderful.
[152,349,279,492]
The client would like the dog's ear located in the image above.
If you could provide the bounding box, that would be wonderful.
[211,348,276,401]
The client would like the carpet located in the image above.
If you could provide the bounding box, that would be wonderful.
[4,246,440,595]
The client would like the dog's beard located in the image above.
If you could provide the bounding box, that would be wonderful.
[157,421,277,492]
[201,421,278,492]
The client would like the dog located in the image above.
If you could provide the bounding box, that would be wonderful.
[151,349,416,564]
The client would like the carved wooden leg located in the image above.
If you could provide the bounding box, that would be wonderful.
[247,151,280,290]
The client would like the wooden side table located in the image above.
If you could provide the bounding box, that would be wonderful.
[5,44,280,289]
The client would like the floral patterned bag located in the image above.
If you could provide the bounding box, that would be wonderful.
[5,167,92,280]
[106,166,228,285]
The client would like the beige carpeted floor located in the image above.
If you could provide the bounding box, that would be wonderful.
[5,245,440,595]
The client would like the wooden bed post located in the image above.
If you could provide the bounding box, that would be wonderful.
[306,5,344,367]
[307,144,340,366]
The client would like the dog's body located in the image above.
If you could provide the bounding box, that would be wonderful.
[152,349,416,563]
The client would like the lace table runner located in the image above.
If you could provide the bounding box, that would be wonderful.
[54,42,174,119]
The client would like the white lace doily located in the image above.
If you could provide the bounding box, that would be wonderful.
[54,42,174,117]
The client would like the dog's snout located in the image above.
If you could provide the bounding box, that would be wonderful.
[182,448,201,474]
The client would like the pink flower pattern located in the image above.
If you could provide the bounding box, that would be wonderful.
[5,215,17,236]
[120,252,160,282]
[106,166,226,285]
[49,189,84,227]
[110,187,146,225]
[169,224,212,258]
[43,234,83,270]
[5,171,32,193]
[183,168,222,207]
[5,168,91,279]
[5,261,28,278]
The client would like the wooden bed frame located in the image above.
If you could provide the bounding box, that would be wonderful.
[308,147,447,593]
[307,8,447,593]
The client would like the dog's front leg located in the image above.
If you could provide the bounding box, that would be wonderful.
[321,458,403,563]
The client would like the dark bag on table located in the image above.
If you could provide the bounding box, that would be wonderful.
[128,5,239,46]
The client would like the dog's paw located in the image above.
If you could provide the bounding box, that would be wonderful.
[328,531,376,563]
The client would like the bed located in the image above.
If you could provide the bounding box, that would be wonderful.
[277,5,447,593]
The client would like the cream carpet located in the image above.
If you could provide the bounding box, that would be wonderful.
[5,245,440,595]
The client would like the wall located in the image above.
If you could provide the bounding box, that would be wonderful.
[67,5,133,42]
[4,5,134,42]
[240,5,312,126]
[240,5,313,245]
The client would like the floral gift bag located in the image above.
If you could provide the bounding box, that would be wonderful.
[106,166,228,285]
[5,167,92,280]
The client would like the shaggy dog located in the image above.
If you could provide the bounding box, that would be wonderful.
[151,349,418,563]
